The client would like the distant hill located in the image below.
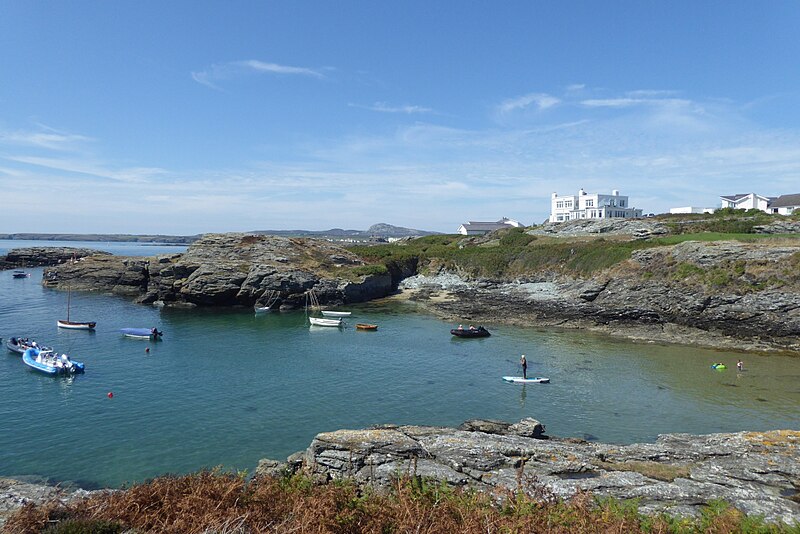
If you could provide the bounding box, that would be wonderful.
[251,223,439,239]
[0,233,199,244]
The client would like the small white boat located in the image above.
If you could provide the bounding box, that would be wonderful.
[321,310,352,317]
[121,327,163,340]
[57,320,96,330]
[309,317,343,327]
[502,376,550,384]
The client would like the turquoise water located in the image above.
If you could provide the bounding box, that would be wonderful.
[1,247,799,489]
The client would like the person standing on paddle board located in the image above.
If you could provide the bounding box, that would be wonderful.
[520,354,527,379]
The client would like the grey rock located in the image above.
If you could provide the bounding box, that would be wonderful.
[289,422,800,525]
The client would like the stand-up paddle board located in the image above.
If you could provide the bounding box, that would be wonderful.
[502,376,550,384]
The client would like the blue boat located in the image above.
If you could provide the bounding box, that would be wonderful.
[120,327,163,340]
[22,347,85,375]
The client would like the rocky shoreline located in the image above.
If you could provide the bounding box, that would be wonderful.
[3,420,798,527]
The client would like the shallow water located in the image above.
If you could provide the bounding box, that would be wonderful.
[1,249,798,488]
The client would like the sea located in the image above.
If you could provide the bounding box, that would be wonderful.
[1,240,799,489]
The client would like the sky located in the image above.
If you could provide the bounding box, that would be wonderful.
[1,1,800,235]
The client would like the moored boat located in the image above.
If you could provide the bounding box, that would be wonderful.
[57,320,97,330]
[12,270,30,278]
[309,317,343,327]
[450,326,490,338]
[321,310,352,317]
[6,337,48,354]
[22,347,85,375]
[355,323,378,330]
[121,327,163,340]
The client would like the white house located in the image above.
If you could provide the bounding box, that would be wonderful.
[549,189,642,223]
[766,193,800,215]
[719,193,771,211]
[457,217,523,235]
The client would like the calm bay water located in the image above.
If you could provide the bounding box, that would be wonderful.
[1,242,799,489]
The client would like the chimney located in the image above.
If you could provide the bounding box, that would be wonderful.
[612,189,619,196]
[579,188,586,196]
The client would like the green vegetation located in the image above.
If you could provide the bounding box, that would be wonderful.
[5,470,792,533]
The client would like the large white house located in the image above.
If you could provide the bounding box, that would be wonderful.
[457,217,523,235]
[719,193,771,211]
[549,189,642,223]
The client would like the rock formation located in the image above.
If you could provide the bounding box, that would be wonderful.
[256,419,800,525]
[0,247,108,270]
[40,233,395,309]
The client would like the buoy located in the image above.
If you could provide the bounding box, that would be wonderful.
[107,392,114,398]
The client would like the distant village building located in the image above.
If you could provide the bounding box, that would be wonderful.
[549,189,642,223]
[669,207,716,214]
[719,193,799,215]
[457,218,522,235]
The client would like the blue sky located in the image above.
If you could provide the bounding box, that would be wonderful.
[1,1,799,235]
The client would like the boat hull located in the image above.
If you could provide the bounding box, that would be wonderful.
[309,317,343,327]
[355,323,378,330]
[450,328,490,338]
[120,328,162,340]
[22,348,85,375]
[57,320,96,330]
[321,310,352,317]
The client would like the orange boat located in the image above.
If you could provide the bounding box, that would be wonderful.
[355,323,378,331]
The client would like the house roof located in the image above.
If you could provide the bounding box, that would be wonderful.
[769,193,800,208]
[720,193,751,201]
[462,221,514,231]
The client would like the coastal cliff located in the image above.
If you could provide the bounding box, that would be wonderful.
[39,233,396,309]
[25,219,800,352]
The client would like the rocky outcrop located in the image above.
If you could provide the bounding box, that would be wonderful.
[256,420,800,525]
[754,220,800,234]
[401,240,800,353]
[41,233,397,309]
[0,247,109,270]
[528,219,670,238]
[0,478,100,528]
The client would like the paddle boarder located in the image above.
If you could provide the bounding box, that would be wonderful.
[520,354,527,379]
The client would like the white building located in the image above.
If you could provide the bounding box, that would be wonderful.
[669,207,716,214]
[719,193,771,211]
[457,217,523,235]
[766,194,800,215]
[549,189,642,223]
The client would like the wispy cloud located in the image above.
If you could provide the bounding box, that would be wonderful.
[498,92,561,113]
[0,127,91,151]
[3,155,166,183]
[581,97,693,108]
[191,59,324,89]
[349,102,433,114]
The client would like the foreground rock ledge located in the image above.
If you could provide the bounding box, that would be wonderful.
[258,419,800,525]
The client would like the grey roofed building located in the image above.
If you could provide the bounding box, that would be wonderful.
[769,193,800,207]
[457,217,523,235]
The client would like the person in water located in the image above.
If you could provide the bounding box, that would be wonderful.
[520,354,528,379]
[737,359,743,371]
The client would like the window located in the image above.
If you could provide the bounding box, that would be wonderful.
[586,200,594,207]
[556,201,564,208]
[620,200,625,207]
[565,201,572,208]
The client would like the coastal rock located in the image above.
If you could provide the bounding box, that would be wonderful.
[0,247,110,270]
[0,478,100,529]
[41,233,396,308]
[290,421,800,525]
[528,219,670,238]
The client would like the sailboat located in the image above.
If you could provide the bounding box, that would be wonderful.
[254,289,280,313]
[57,286,96,330]
[306,290,342,327]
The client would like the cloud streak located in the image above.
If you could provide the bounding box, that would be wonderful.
[349,102,433,114]
[191,59,324,89]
